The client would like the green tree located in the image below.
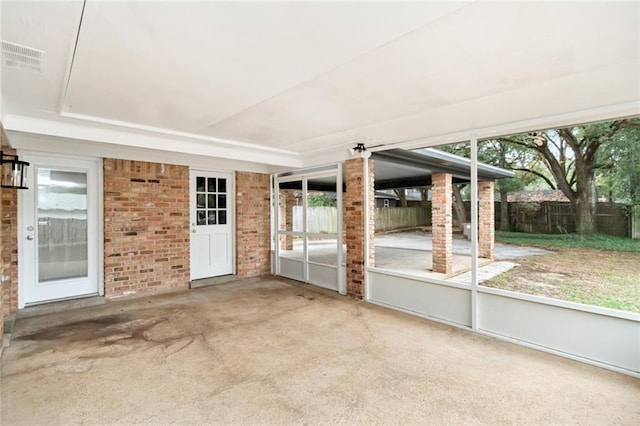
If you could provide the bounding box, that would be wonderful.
[595,123,640,205]
[497,118,639,236]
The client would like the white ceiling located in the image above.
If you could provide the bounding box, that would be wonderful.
[1,1,639,171]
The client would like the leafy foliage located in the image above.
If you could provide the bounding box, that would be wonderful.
[438,117,640,236]
[307,193,336,207]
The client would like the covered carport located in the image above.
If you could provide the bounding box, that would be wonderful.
[372,148,514,275]
[1,2,638,421]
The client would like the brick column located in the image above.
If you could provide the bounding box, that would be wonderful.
[236,172,271,276]
[345,157,375,299]
[0,128,4,343]
[479,181,495,260]
[432,173,452,274]
[1,144,18,313]
[279,190,295,250]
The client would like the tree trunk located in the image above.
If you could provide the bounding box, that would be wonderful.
[575,170,597,236]
[575,196,595,236]
[419,187,429,208]
[499,186,510,231]
[394,189,407,207]
[452,184,467,232]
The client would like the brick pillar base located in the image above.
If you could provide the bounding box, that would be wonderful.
[432,173,452,274]
[345,157,374,299]
[479,181,495,260]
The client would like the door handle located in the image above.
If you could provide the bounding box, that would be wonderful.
[26,235,35,240]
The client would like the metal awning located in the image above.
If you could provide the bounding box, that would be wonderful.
[372,148,515,190]
[278,148,515,192]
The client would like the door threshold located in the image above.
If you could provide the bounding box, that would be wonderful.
[191,274,240,289]
[19,294,104,318]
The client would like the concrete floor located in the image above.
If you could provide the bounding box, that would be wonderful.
[2,277,638,425]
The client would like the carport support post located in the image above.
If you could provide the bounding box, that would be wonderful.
[279,190,295,250]
[479,181,495,260]
[432,173,452,274]
[345,156,375,300]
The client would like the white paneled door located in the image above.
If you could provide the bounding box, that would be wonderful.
[19,155,101,308]
[190,170,233,279]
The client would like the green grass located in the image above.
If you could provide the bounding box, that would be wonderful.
[495,231,640,253]
[559,277,640,313]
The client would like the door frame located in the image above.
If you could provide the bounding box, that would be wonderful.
[189,168,236,280]
[273,164,344,294]
[17,151,104,309]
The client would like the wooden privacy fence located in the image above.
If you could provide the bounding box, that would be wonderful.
[507,202,632,237]
[293,206,338,234]
[375,207,431,232]
[294,203,638,238]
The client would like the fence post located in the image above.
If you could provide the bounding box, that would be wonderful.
[632,205,640,239]
[546,203,551,234]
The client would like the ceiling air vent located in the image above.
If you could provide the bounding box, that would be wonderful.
[1,40,45,74]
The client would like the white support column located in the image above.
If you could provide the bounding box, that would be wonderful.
[470,136,479,331]
[271,174,277,275]
[337,163,345,295]
[302,178,309,283]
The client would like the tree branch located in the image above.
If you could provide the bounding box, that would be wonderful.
[511,168,557,189]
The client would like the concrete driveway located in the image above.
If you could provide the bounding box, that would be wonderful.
[2,277,638,425]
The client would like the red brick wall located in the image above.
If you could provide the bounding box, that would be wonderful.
[236,171,271,276]
[345,157,375,300]
[1,143,18,314]
[432,172,452,274]
[103,159,190,298]
[479,181,495,260]
[0,129,4,340]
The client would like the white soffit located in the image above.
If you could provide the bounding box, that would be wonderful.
[212,1,640,153]
[63,1,467,136]
[0,1,82,115]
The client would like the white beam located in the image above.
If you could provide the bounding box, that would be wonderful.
[470,136,479,331]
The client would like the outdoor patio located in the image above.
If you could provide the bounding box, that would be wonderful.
[278,231,551,281]
[2,276,638,424]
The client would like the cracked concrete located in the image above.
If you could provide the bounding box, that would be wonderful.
[2,277,638,425]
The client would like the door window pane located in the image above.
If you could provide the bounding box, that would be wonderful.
[207,194,216,208]
[218,194,227,209]
[218,179,227,193]
[197,194,206,208]
[37,169,88,282]
[197,210,206,225]
[208,211,216,225]
[218,210,227,225]
[196,177,206,192]
[208,178,216,193]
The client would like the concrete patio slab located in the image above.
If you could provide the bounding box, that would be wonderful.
[1,277,638,425]
[376,231,553,260]
[280,232,547,281]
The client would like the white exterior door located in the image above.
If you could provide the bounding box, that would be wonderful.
[190,170,233,279]
[19,154,101,308]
